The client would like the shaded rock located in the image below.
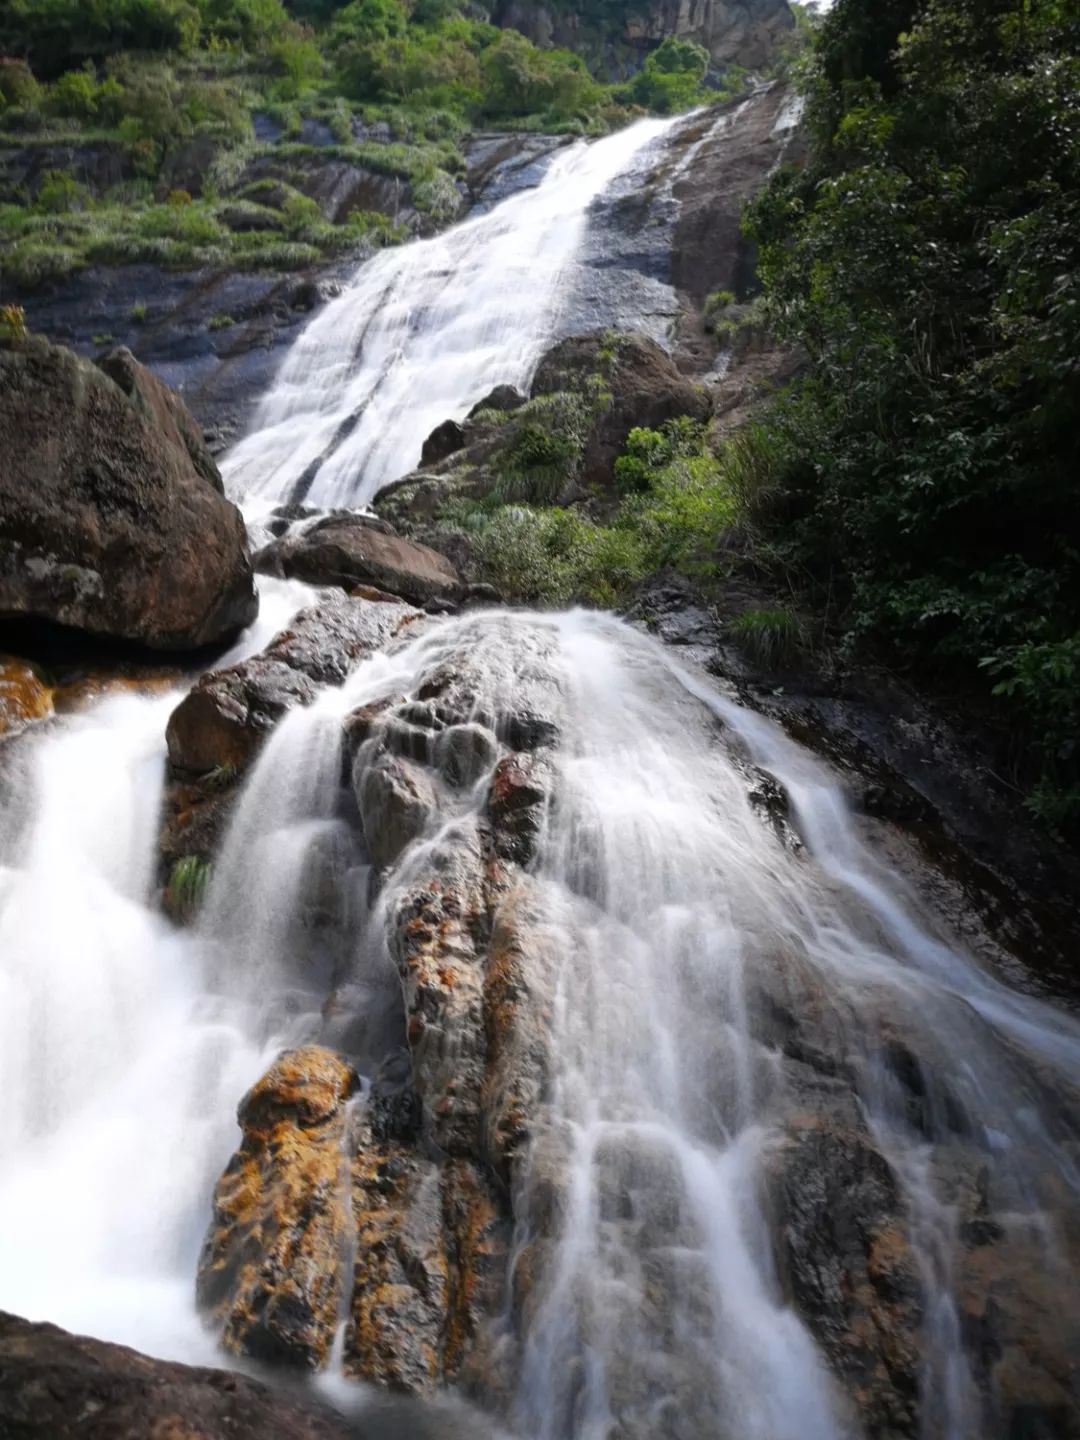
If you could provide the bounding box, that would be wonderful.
[0,336,256,650]
[493,0,794,70]
[356,749,439,872]
[0,1310,354,1440]
[467,385,526,419]
[421,419,468,468]
[256,515,462,609]
[766,1111,923,1437]
[166,591,422,777]
[196,1047,360,1371]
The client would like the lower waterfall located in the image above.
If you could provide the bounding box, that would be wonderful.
[1,602,1077,1438]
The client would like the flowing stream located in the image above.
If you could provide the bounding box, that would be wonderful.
[222,113,681,513]
[1,100,1079,1440]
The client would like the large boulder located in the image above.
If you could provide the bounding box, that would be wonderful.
[255,515,462,609]
[0,1311,353,1440]
[0,337,256,651]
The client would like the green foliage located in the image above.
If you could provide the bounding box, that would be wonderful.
[130,300,148,321]
[497,392,594,504]
[166,855,211,923]
[0,304,28,342]
[628,36,709,114]
[35,169,85,213]
[730,608,804,669]
[468,504,646,607]
[744,0,1080,830]
[614,417,707,495]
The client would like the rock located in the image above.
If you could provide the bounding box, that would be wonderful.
[532,332,711,491]
[467,385,526,419]
[196,1047,360,1372]
[0,336,256,651]
[255,515,462,609]
[0,1310,353,1440]
[421,419,468,468]
[766,1110,923,1437]
[0,657,52,734]
[166,591,422,777]
[493,0,794,70]
[355,749,439,872]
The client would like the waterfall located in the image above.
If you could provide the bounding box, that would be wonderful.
[1,602,1078,1435]
[222,114,682,514]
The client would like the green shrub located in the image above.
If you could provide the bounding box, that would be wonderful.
[0,58,42,109]
[744,0,1080,827]
[729,609,804,669]
[35,168,84,213]
[130,301,148,322]
[497,392,592,505]
[166,854,211,923]
[2,239,78,287]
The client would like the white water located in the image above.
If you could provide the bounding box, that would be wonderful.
[223,114,680,514]
[2,98,1079,1440]
[1,604,1078,1437]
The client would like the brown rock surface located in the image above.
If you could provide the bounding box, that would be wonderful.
[196,1047,360,1371]
[0,1310,354,1440]
[256,515,462,608]
[0,656,52,733]
[0,337,256,650]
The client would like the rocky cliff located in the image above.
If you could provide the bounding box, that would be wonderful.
[492,0,795,72]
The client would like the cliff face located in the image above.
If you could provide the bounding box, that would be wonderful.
[492,0,795,71]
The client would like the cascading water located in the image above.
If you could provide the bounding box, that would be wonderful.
[222,114,682,514]
[1,598,1079,1436]
[2,91,1079,1440]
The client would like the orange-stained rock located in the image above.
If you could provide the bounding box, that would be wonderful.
[196,1047,359,1371]
[0,655,52,733]
[52,669,179,714]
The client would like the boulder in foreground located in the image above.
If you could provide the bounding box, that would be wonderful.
[0,337,256,651]
[0,1310,352,1440]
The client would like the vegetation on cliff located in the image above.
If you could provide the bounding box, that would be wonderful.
[0,1,721,288]
[740,0,1080,831]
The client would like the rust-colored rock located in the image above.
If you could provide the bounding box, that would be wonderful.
[0,656,52,733]
[197,1047,359,1371]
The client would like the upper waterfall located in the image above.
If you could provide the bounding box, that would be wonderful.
[222,114,684,514]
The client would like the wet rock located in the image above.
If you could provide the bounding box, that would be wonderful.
[166,592,422,777]
[0,1311,354,1439]
[421,419,469,468]
[435,723,499,789]
[767,1111,923,1437]
[0,336,256,651]
[488,752,552,866]
[197,1047,360,1372]
[255,515,462,609]
[0,657,52,734]
[356,750,439,872]
[670,85,805,309]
